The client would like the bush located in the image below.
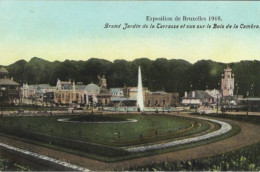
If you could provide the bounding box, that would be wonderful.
[132,142,260,171]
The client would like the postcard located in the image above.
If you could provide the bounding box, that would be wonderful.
[0,1,259,171]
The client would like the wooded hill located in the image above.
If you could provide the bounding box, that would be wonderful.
[2,57,260,97]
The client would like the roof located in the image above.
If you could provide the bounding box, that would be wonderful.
[153,91,168,95]
[85,83,100,93]
[182,90,213,99]
[111,97,137,101]
[0,67,8,74]
[110,88,123,93]
[61,83,72,90]
[130,87,138,91]
[75,85,86,90]
[241,97,260,101]
[0,78,19,86]
[29,84,54,89]
[35,88,44,94]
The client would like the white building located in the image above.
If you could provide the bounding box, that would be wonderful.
[110,88,124,97]
[205,89,222,104]
[181,90,214,106]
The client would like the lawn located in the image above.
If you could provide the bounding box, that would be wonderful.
[0,114,209,147]
[0,113,232,162]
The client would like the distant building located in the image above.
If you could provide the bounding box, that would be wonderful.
[181,90,214,106]
[54,80,103,106]
[221,65,234,97]
[240,97,260,112]
[110,88,124,97]
[144,91,179,107]
[83,83,100,105]
[0,67,20,104]
[205,89,222,104]
[54,80,85,105]
[128,87,148,102]
[21,84,55,99]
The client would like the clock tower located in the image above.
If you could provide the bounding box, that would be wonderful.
[221,65,234,97]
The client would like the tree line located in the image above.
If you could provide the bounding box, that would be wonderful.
[3,57,260,97]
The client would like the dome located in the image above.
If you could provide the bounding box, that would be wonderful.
[85,83,100,94]
[0,67,8,74]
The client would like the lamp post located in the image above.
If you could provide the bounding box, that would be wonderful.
[190,83,192,112]
[221,74,224,113]
[236,83,239,101]
[216,93,219,114]
[246,91,249,117]
[43,95,47,113]
[251,84,254,97]
[1,87,7,116]
[126,97,129,114]
[50,94,53,114]
[162,96,165,113]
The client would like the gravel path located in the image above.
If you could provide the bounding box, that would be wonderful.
[126,117,231,153]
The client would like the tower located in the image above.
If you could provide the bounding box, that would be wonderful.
[221,65,234,97]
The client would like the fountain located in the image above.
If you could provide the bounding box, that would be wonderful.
[137,66,144,112]
[102,66,180,112]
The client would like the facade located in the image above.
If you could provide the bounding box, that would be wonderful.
[54,80,102,106]
[221,65,235,97]
[110,88,124,97]
[21,84,55,99]
[54,90,83,105]
[181,90,214,106]
[54,80,85,105]
[82,83,100,105]
[110,86,136,106]
[97,93,112,106]
[205,89,222,104]
[240,98,260,112]
[0,67,20,104]
[128,87,148,102]
[144,91,179,107]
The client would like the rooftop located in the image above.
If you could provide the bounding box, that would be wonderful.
[182,90,213,99]
[0,67,8,74]
[0,78,19,86]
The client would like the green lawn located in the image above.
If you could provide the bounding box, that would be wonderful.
[0,114,209,147]
[0,113,230,162]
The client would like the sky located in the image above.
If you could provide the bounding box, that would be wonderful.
[0,1,260,65]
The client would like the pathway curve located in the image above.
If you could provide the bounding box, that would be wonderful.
[0,114,259,171]
[126,117,231,153]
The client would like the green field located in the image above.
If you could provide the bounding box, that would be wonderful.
[0,114,210,146]
[0,113,232,162]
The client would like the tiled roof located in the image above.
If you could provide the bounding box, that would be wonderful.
[182,90,213,99]
[0,78,19,86]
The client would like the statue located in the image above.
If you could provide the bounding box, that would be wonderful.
[98,74,107,88]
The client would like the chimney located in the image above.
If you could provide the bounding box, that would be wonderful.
[185,91,187,97]
[192,91,195,98]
